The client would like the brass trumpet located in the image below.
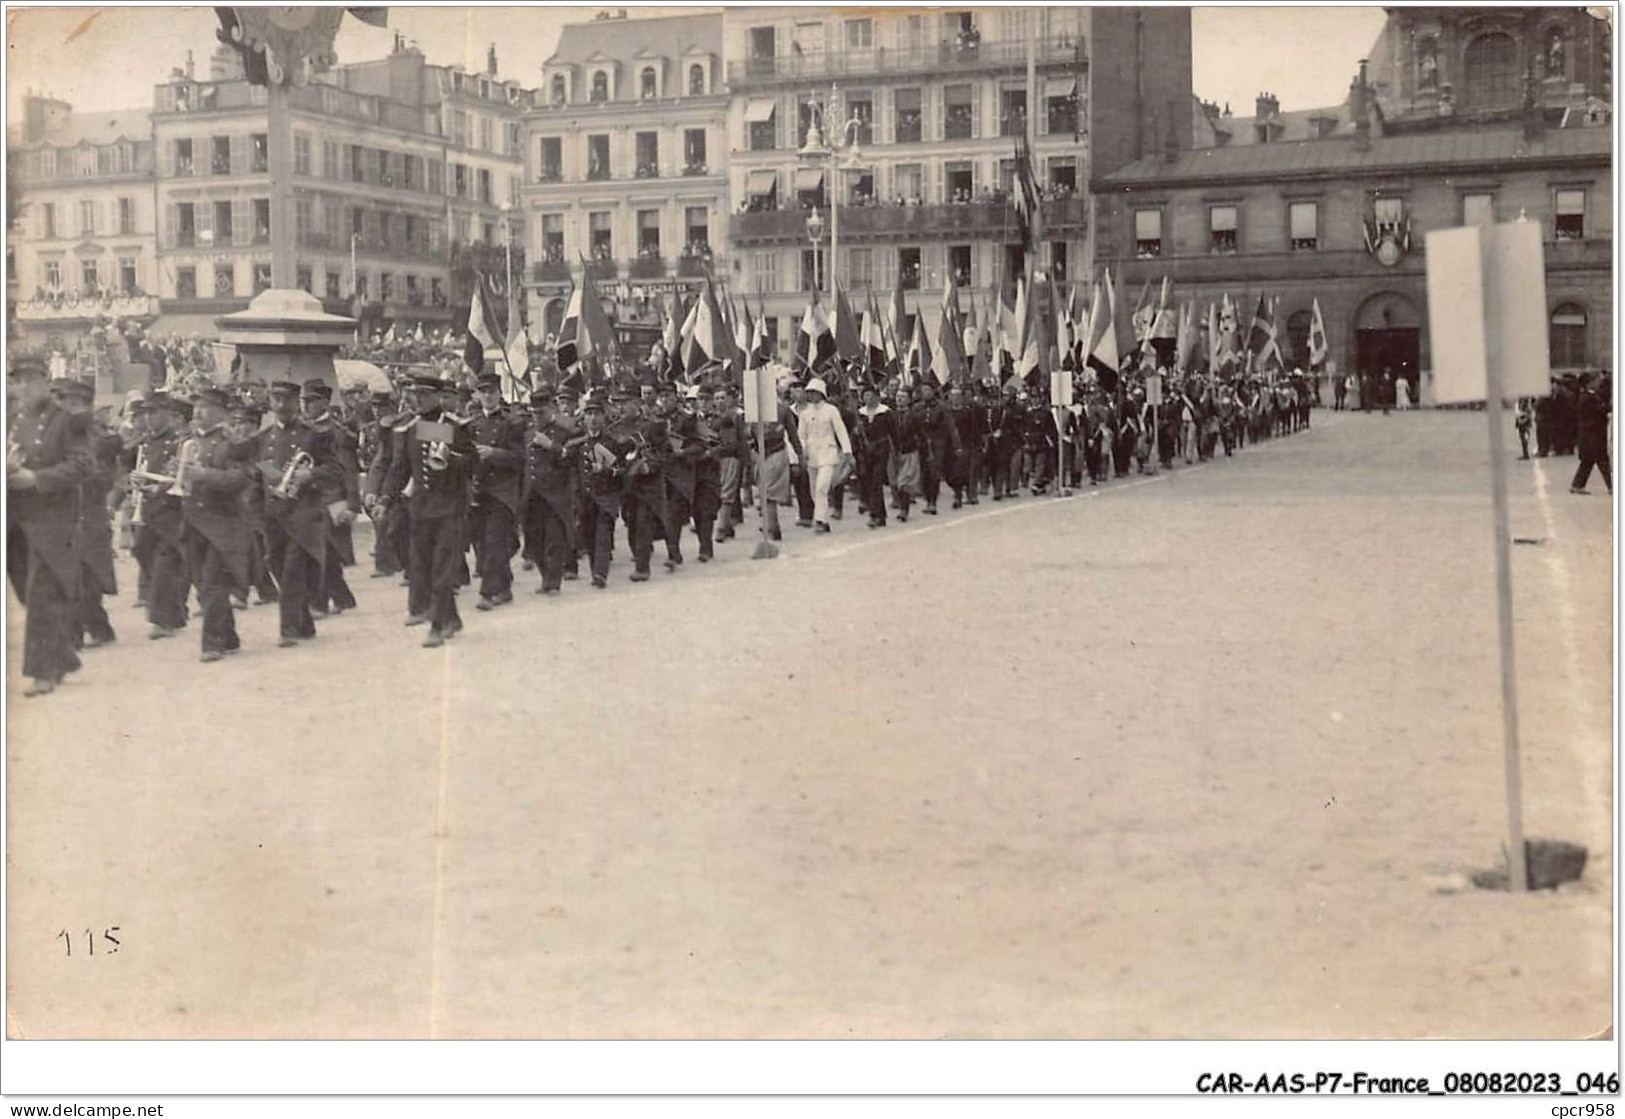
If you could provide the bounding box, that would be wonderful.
[166,438,199,498]
[271,450,314,499]
[130,445,149,525]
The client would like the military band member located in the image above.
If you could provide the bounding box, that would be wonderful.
[655,380,705,565]
[61,381,120,649]
[380,374,475,647]
[7,358,94,696]
[576,389,629,587]
[229,401,280,605]
[467,372,525,610]
[688,384,723,562]
[255,380,341,647]
[301,379,360,616]
[179,388,254,662]
[136,394,192,639]
[521,386,580,595]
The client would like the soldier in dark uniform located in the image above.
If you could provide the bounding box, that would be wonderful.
[363,387,410,579]
[913,378,960,515]
[179,387,254,662]
[466,372,525,610]
[688,383,723,562]
[255,380,341,648]
[616,384,669,582]
[301,379,360,616]
[855,381,898,528]
[134,394,191,639]
[577,389,631,587]
[989,383,1023,500]
[521,385,581,595]
[62,382,120,649]
[229,401,279,606]
[7,358,93,696]
[711,384,748,542]
[380,374,475,647]
[118,396,153,608]
[654,379,700,567]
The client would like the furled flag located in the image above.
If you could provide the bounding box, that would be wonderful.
[684,278,727,377]
[905,308,935,385]
[554,284,584,370]
[1129,276,1157,349]
[795,290,835,371]
[1308,296,1329,369]
[1174,302,1198,374]
[1011,130,1042,252]
[1207,301,1222,374]
[1247,292,1282,372]
[733,297,753,373]
[1217,293,1241,370]
[861,292,887,374]
[464,272,504,376]
[1087,268,1120,386]
[886,265,907,365]
[937,278,970,382]
[1054,281,1075,369]
[1017,275,1048,386]
[662,292,687,379]
[833,282,864,364]
[502,317,530,402]
[1151,276,1178,343]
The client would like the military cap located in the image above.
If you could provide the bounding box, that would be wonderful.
[127,396,151,414]
[152,394,193,419]
[300,378,333,400]
[408,373,450,391]
[475,371,502,391]
[51,378,96,401]
[194,387,231,410]
[582,388,608,412]
[610,379,638,402]
[268,380,302,397]
[528,386,555,407]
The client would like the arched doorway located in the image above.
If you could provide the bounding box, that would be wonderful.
[1354,291,1422,404]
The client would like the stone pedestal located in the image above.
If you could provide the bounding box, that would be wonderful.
[213,288,356,390]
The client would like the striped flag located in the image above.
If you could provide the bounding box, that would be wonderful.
[1308,297,1329,369]
[464,273,503,376]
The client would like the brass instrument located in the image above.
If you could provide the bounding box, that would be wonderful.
[166,438,200,497]
[130,445,149,525]
[7,426,24,473]
[271,450,315,499]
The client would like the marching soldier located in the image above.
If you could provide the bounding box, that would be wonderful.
[301,379,360,616]
[855,381,898,529]
[467,371,525,610]
[7,358,94,697]
[913,378,960,516]
[615,382,668,582]
[989,383,1023,500]
[135,394,192,639]
[654,379,701,567]
[947,383,982,508]
[380,374,475,647]
[255,380,341,648]
[229,400,280,606]
[711,383,748,543]
[62,382,120,649]
[179,387,254,662]
[521,385,580,595]
[688,383,723,562]
[576,388,630,587]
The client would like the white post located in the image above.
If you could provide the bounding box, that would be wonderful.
[1485,361,1528,891]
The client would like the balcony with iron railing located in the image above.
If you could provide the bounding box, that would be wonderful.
[730,196,1087,246]
[727,35,1082,86]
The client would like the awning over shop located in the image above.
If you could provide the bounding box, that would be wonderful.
[746,169,779,196]
[1048,76,1077,99]
[793,167,824,192]
[744,97,777,123]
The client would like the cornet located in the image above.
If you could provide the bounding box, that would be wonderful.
[271,450,314,499]
[130,445,149,525]
[166,438,199,497]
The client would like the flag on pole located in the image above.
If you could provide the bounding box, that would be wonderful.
[1207,300,1222,374]
[1017,276,1047,386]
[861,292,887,375]
[1129,276,1157,349]
[833,282,864,364]
[937,278,970,383]
[575,257,619,369]
[1218,293,1240,370]
[1309,296,1329,369]
[502,318,530,402]
[1087,268,1120,384]
[662,293,687,379]
[886,266,907,364]
[1151,276,1178,342]
[905,308,934,385]
[1175,302,1199,374]
[555,284,584,370]
[733,297,753,373]
[795,291,835,371]
[464,272,504,375]
[1247,292,1282,371]
[1011,130,1042,252]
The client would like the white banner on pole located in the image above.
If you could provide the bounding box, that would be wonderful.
[1144,373,1163,407]
[742,363,778,424]
[1426,222,1551,405]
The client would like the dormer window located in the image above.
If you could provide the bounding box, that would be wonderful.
[550,74,567,105]
[590,71,609,103]
[640,67,657,99]
[689,64,705,96]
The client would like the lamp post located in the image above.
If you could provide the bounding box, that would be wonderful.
[797,83,868,305]
[805,209,825,300]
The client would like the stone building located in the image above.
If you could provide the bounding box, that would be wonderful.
[1094,7,1612,399]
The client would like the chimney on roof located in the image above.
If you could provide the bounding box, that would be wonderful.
[488,44,498,77]
[1256,91,1279,119]
[1350,60,1371,151]
[185,49,195,81]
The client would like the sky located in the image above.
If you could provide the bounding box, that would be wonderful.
[7,5,1390,123]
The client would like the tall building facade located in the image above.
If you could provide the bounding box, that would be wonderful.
[721,6,1097,360]
[521,11,729,350]
[1094,7,1612,397]
[9,96,161,346]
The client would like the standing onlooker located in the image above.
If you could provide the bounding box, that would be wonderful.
[1571,372,1613,495]
[1514,398,1534,460]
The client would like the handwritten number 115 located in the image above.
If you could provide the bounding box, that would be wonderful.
[58,928,120,956]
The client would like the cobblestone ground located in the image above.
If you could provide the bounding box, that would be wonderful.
[6,409,1612,1039]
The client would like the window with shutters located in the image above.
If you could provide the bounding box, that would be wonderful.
[899,246,921,290]
[1134,208,1162,258]
[294,133,311,175]
[41,202,56,239]
[753,250,780,293]
[895,163,923,204]
[428,159,443,195]
[848,247,872,288]
[321,140,338,180]
[945,85,974,140]
[1555,188,1585,240]
[1289,201,1318,250]
[479,116,493,152]
[1462,192,1494,227]
[895,88,922,143]
[845,18,873,48]
[211,135,231,175]
[1550,303,1587,368]
[214,201,233,244]
[120,257,137,294]
[1209,205,1238,253]
[253,198,271,243]
[174,139,193,177]
[80,260,99,292]
[1000,87,1027,137]
[478,168,492,204]
[78,200,95,236]
[175,202,195,247]
[175,266,195,298]
[251,133,268,172]
[214,261,235,297]
[39,149,56,178]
